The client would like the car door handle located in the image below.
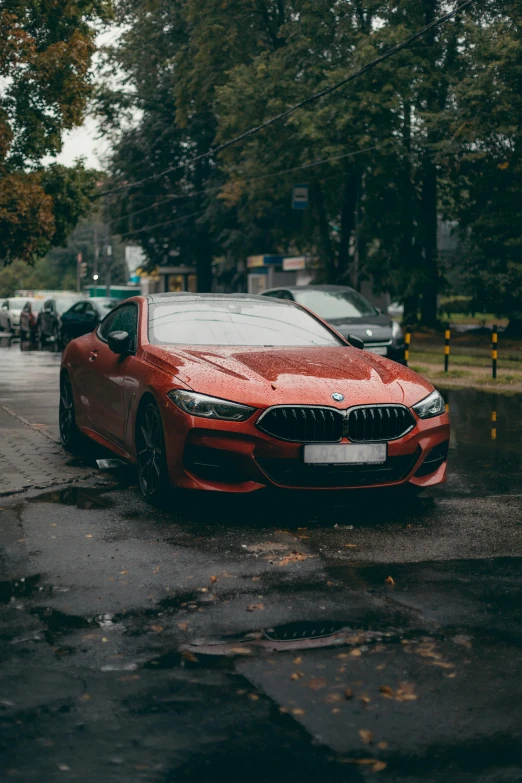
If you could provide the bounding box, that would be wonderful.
[89,350,98,362]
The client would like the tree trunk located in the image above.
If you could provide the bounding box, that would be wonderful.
[337,172,358,283]
[420,154,439,327]
[313,180,336,283]
[195,236,213,292]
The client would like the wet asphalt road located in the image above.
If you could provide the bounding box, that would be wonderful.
[1,343,522,782]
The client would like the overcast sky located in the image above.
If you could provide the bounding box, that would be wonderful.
[49,28,121,170]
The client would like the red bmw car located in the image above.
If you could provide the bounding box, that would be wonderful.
[60,294,449,501]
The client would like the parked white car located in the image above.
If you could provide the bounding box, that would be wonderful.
[0,298,27,333]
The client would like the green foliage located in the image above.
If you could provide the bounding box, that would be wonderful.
[100,0,522,324]
[0,0,112,264]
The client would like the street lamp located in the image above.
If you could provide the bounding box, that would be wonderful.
[93,274,99,281]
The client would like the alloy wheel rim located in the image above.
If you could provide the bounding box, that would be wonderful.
[137,407,163,496]
[59,379,74,443]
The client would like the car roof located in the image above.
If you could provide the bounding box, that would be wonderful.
[264,285,358,293]
[147,293,291,305]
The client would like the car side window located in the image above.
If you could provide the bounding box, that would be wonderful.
[84,303,96,314]
[279,291,294,301]
[262,290,281,298]
[99,304,138,350]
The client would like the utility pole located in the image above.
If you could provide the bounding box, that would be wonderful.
[93,225,99,296]
[104,241,112,296]
[76,252,82,293]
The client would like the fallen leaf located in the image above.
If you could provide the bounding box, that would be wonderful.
[230,647,253,655]
[344,544,357,548]
[79,694,92,702]
[324,692,342,703]
[337,653,350,660]
[359,729,374,745]
[247,603,264,612]
[360,694,371,704]
[279,706,288,713]
[252,576,261,581]
[152,566,160,573]
[101,637,108,643]
[431,661,454,669]
[395,682,417,701]
[350,648,362,657]
[119,570,128,575]
[248,693,260,701]
[278,552,313,566]
[293,656,303,664]
[307,678,327,690]
[57,764,70,772]
[177,623,189,632]
[332,707,341,714]
[445,672,457,679]
[198,587,208,593]
[118,674,140,682]
[150,625,164,633]
[210,575,217,583]
[344,688,353,699]
[377,742,389,750]
[181,651,198,663]
[379,685,394,699]
[372,761,388,772]
[85,534,93,539]
[385,576,395,585]
[291,671,305,680]
[292,708,305,715]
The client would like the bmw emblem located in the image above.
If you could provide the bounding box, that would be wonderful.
[331,392,344,402]
[366,328,373,337]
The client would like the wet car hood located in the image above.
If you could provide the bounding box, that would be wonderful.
[143,344,432,409]
[327,314,393,342]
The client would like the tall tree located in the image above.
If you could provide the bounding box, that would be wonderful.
[0,0,111,264]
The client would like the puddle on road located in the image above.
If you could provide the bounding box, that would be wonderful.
[0,574,42,604]
[31,485,115,510]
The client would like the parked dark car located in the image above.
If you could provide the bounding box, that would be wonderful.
[37,296,85,349]
[262,285,405,362]
[59,298,118,348]
[19,299,44,342]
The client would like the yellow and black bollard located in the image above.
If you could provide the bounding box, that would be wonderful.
[444,323,451,372]
[404,328,411,367]
[491,409,497,440]
[492,324,498,379]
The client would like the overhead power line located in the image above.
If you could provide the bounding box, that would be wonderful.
[96,0,476,200]
[107,143,386,227]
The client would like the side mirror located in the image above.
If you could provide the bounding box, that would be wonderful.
[108,330,131,355]
[347,334,365,350]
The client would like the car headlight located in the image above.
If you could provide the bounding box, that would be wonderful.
[412,390,446,419]
[167,390,255,422]
[391,320,403,342]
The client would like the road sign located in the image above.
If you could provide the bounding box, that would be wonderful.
[283,256,306,271]
[292,184,309,210]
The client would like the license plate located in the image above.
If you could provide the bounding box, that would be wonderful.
[303,443,387,465]
[366,345,387,356]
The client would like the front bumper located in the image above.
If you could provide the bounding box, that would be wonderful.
[162,403,449,493]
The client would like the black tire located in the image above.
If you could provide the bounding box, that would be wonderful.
[59,373,85,453]
[136,401,169,502]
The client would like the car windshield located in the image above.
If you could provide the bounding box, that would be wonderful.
[149,299,344,347]
[56,297,83,314]
[292,289,377,318]
[95,299,119,312]
[8,299,26,310]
